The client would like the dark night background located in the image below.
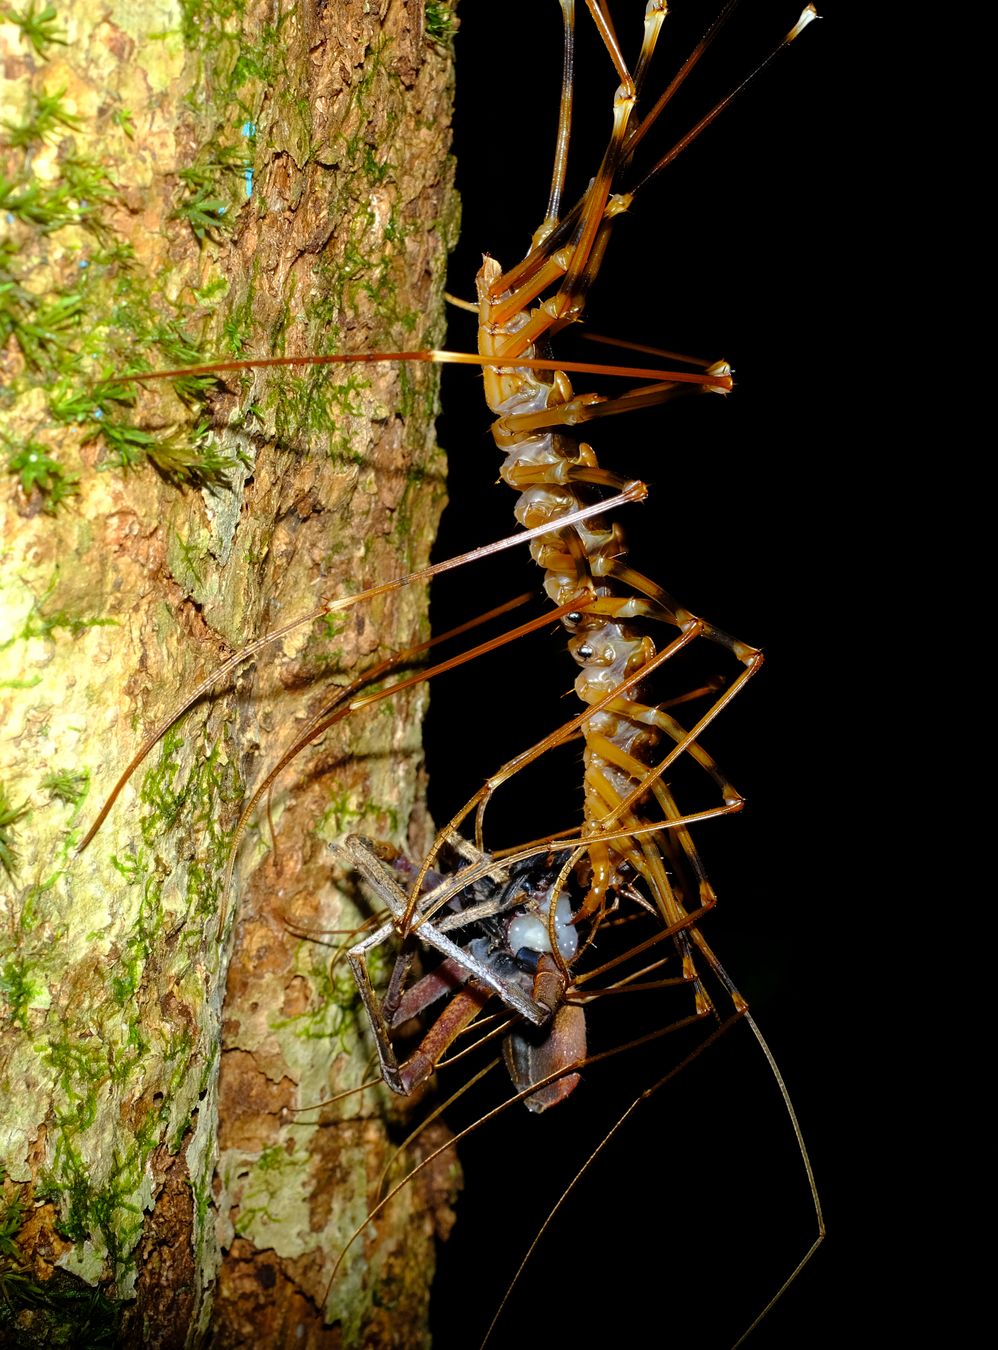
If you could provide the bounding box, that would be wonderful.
[419,3,858,1347]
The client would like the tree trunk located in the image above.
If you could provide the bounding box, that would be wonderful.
[0,1,457,1345]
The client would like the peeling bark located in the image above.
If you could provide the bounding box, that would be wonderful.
[1,0,458,1344]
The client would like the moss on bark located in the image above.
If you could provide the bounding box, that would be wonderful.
[1,1,458,1344]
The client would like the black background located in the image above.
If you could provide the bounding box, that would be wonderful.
[420,3,856,1346]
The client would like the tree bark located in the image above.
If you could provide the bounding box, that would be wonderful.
[1,1,457,1345]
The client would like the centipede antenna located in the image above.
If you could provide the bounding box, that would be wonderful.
[478,1014,741,1349]
[374,1031,515,1199]
[74,604,334,853]
[285,1074,383,1120]
[731,1014,826,1348]
[485,5,816,329]
[555,86,634,322]
[435,1010,519,1070]
[322,1054,506,1308]
[374,1056,503,1200]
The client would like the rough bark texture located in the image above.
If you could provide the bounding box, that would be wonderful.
[0,1,458,1345]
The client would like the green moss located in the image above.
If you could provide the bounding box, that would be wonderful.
[0,19,249,492]
[11,578,114,643]
[1,1,69,56]
[172,150,247,245]
[25,609,114,640]
[0,787,30,879]
[39,770,90,812]
[138,730,186,840]
[0,173,74,230]
[219,272,256,356]
[144,423,238,489]
[106,851,163,978]
[0,1180,123,1345]
[108,851,146,885]
[43,1030,132,1131]
[0,244,84,369]
[232,1139,308,1237]
[4,439,79,513]
[0,1188,26,1258]
[0,1269,122,1346]
[315,615,346,647]
[318,791,398,841]
[28,1012,195,1287]
[0,957,41,1030]
[177,0,245,55]
[424,2,456,44]
[13,883,46,935]
[42,1140,143,1272]
[111,106,135,139]
[193,276,229,306]
[58,156,115,214]
[254,1144,287,1173]
[1,85,81,148]
[189,1170,211,1238]
[136,728,241,926]
[268,939,362,1053]
[48,375,136,433]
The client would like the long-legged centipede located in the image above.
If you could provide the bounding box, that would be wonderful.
[0,2,835,1344]
[430,11,836,1344]
[356,7,831,1339]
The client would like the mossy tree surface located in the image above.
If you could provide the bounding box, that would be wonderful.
[0,0,458,1344]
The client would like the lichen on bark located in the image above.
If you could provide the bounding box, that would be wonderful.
[1,0,458,1343]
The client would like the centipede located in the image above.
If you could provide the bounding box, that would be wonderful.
[0,2,832,1345]
[427,7,833,1342]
